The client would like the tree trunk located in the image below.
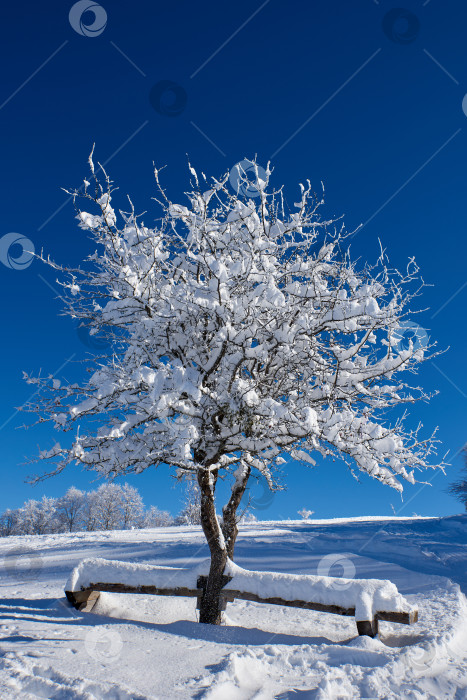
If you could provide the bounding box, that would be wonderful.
[197,466,228,624]
[222,464,251,559]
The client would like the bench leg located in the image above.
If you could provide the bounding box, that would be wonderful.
[356,618,379,638]
[65,589,100,612]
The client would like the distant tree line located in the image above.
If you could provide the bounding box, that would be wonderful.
[0,481,203,537]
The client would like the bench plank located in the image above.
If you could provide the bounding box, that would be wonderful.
[65,573,418,637]
[196,576,415,625]
[217,589,356,617]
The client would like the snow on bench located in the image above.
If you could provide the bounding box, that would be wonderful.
[65,557,418,637]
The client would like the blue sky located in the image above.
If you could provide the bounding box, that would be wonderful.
[1,0,466,520]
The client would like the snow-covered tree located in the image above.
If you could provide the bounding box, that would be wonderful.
[79,490,100,532]
[448,447,467,511]
[298,508,314,520]
[0,485,170,536]
[90,483,124,530]
[238,512,257,524]
[176,477,202,525]
[18,500,38,535]
[141,505,173,528]
[77,483,145,531]
[19,497,60,535]
[120,483,145,529]
[0,509,21,536]
[56,486,86,532]
[23,156,444,624]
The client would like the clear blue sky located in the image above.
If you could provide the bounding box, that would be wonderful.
[1,0,466,520]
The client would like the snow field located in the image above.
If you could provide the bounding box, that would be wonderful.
[0,516,465,698]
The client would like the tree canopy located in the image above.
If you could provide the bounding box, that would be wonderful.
[22,156,445,623]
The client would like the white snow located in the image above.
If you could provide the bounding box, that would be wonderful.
[222,560,412,621]
[66,558,202,593]
[67,556,413,622]
[0,515,465,698]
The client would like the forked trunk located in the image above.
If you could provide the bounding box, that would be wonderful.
[222,463,251,559]
[197,461,252,624]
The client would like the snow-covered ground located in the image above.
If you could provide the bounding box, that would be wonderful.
[0,515,466,699]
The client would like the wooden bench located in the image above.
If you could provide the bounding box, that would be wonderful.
[65,559,418,638]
